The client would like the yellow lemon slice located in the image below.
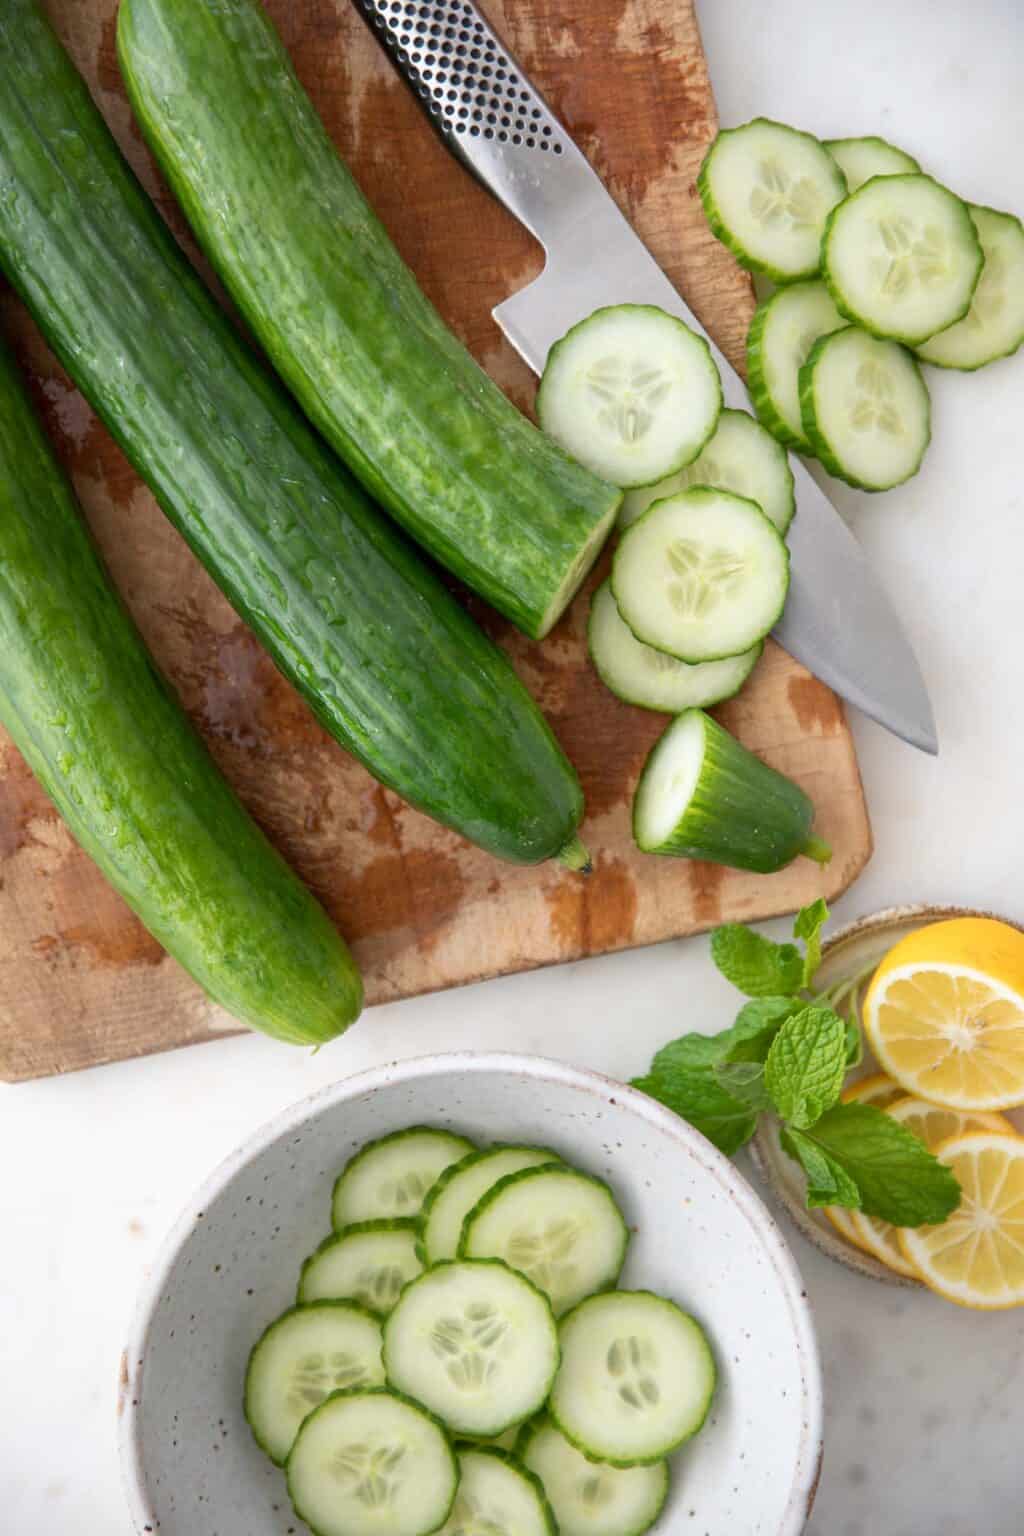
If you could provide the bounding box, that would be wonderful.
[899,1131,1024,1308]
[863,918,1024,1110]
[848,1097,1014,1279]
[822,1073,903,1253]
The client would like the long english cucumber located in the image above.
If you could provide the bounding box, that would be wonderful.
[116,0,621,641]
[0,0,586,868]
[0,339,361,1046]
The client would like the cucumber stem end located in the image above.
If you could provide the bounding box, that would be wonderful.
[802,834,832,866]
[559,834,593,875]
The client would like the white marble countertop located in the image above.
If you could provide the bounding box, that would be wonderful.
[2,1,1023,1531]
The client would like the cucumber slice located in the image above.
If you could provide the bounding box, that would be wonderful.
[611,488,789,664]
[298,1220,423,1315]
[698,118,846,281]
[824,136,921,194]
[588,582,762,714]
[537,305,722,488]
[333,1127,475,1227]
[618,408,795,534]
[419,1146,561,1268]
[746,281,846,452]
[518,1418,669,1536]
[917,205,1024,370]
[383,1260,559,1438]
[633,709,830,872]
[286,1387,457,1536]
[244,1302,385,1465]
[437,1447,556,1536]
[799,325,931,490]
[459,1165,628,1317]
[822,173,983,344]
[549,1290,716,1466]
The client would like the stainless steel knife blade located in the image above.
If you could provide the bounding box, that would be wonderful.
[352,0,938,754]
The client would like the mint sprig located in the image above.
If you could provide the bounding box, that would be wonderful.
[633,900,961,1228]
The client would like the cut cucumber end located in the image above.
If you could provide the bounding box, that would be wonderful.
[535,493,621,639]
[802,834,833,865]
[558,834,592,874]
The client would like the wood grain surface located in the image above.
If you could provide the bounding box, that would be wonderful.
[0,0,871,1081]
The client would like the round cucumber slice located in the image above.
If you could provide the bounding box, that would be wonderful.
[916,205,1024,370]
[537,304,722,488]
[383,1259,559,1438]
[298,1219,423,1315]
[799,324,931,490]
[698,117,846,281]
[418,1145,561,1268]
[286,1387,457,1536]
[633,708,830,872]
[332,1126,475,1227]
[611,487,789,664]
[244,1301,385,1466]
[549,1290,716,1466]
[618,408,795,534]
[459,1164,628,1317]
[822,173,983,344]
[824,136,921,194]
[588,581,762,714]
[437,1447,556,1536]
[519,1417,669,1536]
[746,280,846,452]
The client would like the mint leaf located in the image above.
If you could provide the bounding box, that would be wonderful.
[633,1034,757,1156]
[781,1126,861,1209]
[793,898,829,987]
[722,996,805,1064]
[764,1006,847,1128]
[795,1103,962,1226]
[714,1059,772,1111]
[710,924,804,998]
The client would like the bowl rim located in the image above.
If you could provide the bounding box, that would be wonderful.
[118,1049,824,1535]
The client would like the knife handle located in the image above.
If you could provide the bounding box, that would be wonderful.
[351,0,597,249]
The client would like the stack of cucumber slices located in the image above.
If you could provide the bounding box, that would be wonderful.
[245,1125,716,1536]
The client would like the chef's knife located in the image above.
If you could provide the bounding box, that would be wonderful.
[353,0,938,755]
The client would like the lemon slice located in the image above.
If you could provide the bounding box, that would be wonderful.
[863,918,1024,1110]
[822,1074,903,1252]
[848,1097,1014,1279]
[899,1131,1024,1308]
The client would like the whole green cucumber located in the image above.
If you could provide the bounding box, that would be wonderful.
[116,0,622,641]
[0,0,586,869]
[0,339,361,1046]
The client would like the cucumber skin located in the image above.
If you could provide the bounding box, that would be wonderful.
[746,291,815,453]
[698,118,847,283]
[916,204,1024,372]
[0,0,585,869]
[332,1126,475,1231]
[799,327,932,491]
[0,340,362,1047]
[452,1446,559,1536]
[416,1144,562,1268]
[116,0,620,642]
[821,174,983,345]
[634,710,826,873]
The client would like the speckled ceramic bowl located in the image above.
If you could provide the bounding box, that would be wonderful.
[119,1052,823,1535]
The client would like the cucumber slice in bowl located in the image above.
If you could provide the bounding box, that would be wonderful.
[589,582,762,714]
[822,173,983,344]
[244,1301,384,1465]
[518,1417,669,1536]
[746,280,846,452]
[612,488,789,664]
[459,1165,629,1316]
[549,1290,716,1466]
[333,1127,475,1227]
[537,305,722,488]
[419,1145,561,1267]
[286,1387,457,1536]
[698,118,847,281]
[298,1220,423,1314]
[437,1446,556,1536]
[618,408,795,534]
[633,709,831,872]
[799,325,931,490]
[917,205,1024,370]
[824,136,921,193]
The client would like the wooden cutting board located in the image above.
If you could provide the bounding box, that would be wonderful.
[0,0,872,1081]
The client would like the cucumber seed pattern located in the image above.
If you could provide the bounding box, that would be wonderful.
[749,160,822,232]
[355,1261,410,1313]
[606,1335,662,1412]
[377,1170,433,1214]
[666,540,745,619]
[875,218,949,296]
[962,243,1006,330]
[579,1471,616,1510]
[444,1487,511,1536]
[585,357,672,445]
[287,1350,373,1417]
[504,1218,583,1308]
[430,1302,510,1390]
[849,362,903,435]
[330,1439,407,1508]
